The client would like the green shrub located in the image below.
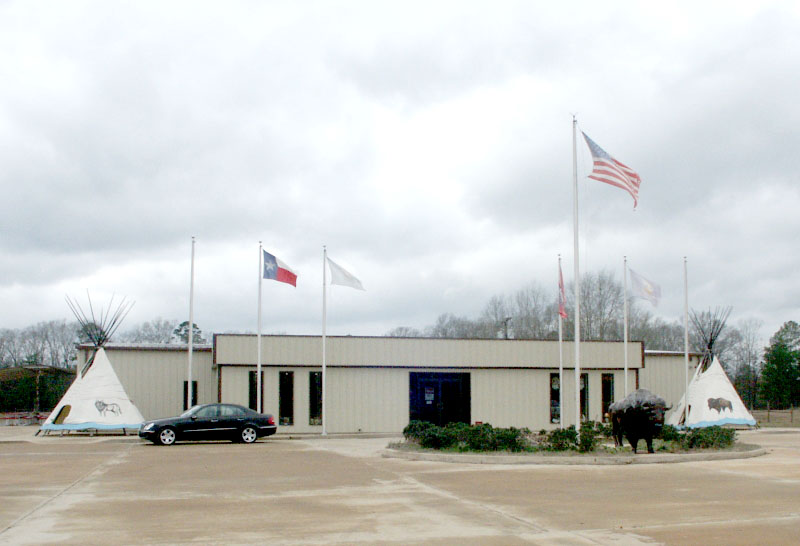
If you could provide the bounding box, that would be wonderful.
[597,420,614,439]
[419,426,458,449]
[578,422,600,452]
[495,427,531,452]
[545,426,577,451]
[464,423,497,451]
[682,426,736,449]
[403,422,534,452]
[403,420,435,442]
[659,424,682,442]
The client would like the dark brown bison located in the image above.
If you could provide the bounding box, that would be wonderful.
[608,389,669,454]
[707,397,733,413]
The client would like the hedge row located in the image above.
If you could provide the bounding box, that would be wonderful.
[403,421,737,453]
[403,421,531,452]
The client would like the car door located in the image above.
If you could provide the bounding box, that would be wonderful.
[217,405,247,437]
[181,405,222,441]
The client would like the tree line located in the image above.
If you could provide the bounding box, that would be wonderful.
[0,319,206,369]
[386,270,798,410]
[2,270,797,411]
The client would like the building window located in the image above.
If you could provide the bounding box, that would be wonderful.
[602,373,614,419]
[309,371,322,426]
[248,371,264,412]
[550,373,560,424]
[279,371,294,426]
[183,381,198,410]
[580,373,589,421]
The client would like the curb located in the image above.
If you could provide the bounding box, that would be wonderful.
[381,445,767,465]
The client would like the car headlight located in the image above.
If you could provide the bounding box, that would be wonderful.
[141,423,154,431]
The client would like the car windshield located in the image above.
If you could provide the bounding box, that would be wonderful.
[179,406,200,418]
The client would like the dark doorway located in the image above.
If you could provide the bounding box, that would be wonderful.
[409,372,470,427]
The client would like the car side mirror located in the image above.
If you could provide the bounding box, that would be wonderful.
[191,415,197,421]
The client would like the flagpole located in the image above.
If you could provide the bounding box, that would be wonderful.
[683,256,689,426]
[322,245,327,436]
[623,255,629,397]
[187,236,195,410]
[572,115,582,437]
[257,242,263,414]
[558,254,564,429]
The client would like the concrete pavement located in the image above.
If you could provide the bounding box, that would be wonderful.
[0,428,798,545]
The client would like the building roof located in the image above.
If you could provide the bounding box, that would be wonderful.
[78,343,213,352]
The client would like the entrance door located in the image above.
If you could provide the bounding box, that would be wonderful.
[409,372,470,426]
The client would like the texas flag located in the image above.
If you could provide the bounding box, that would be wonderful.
[263,250,297,287]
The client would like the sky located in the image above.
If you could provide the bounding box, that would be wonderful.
[2,1,799,344]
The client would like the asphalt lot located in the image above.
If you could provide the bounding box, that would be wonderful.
[0,428,798,545]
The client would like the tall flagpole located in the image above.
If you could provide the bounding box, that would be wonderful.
[558,254,564,429]
[257,241,263,414]
[187,236,195,410]
[683,256,689,425]
[322,245,328,436]
[572,115,582,436]
[623,255,629,397]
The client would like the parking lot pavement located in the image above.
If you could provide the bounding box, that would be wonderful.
[0,428,798,545]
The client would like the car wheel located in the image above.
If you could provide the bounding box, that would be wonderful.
[158,427,177,446]
[240,426,258,444]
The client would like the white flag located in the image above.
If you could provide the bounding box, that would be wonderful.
[629,268,661,306]
[327,257,365,290]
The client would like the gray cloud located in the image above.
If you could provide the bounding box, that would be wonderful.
[2,1,799,344]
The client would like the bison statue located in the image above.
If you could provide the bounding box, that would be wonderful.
[607,389,669,454]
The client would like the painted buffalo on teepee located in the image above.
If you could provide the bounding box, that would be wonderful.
[608,389,669,454]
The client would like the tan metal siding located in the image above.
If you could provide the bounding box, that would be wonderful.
[327,368,408,433]
[640,353,701,408]
[82,348,215,420]
[215,335,643,369]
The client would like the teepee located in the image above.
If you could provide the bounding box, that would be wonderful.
[39,294,144,434]
[667,356,756,428]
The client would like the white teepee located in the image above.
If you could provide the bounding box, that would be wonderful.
[667,356,756,428]
[41,348,145,432]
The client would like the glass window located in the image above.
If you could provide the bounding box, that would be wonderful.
[602,373,615,419]
[550,373,560,424]
[195,405,218,418]
[580,373,589,420]
[248,371,264,412]
[309,371,322,426]
[220,405,245,417]
[279,371,294,426]
[183,381,198,410]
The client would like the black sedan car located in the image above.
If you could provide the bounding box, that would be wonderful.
[139,403,277,445]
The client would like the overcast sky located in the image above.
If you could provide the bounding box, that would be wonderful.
[2,1,799,344]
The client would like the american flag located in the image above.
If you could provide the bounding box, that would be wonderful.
[582,132,641,208]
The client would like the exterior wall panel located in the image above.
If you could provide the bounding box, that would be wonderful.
[79,346,214,420]
[640,352,701,408]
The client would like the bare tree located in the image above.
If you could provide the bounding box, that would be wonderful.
[120,318,179,344]
[561,270,624,341]
[509,283,556,339]
[690,306,737,369]
[728,318,764,409]
[385,326,423,337]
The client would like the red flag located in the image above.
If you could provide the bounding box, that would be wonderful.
[558,263,567,319]
[582,132,641,208]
